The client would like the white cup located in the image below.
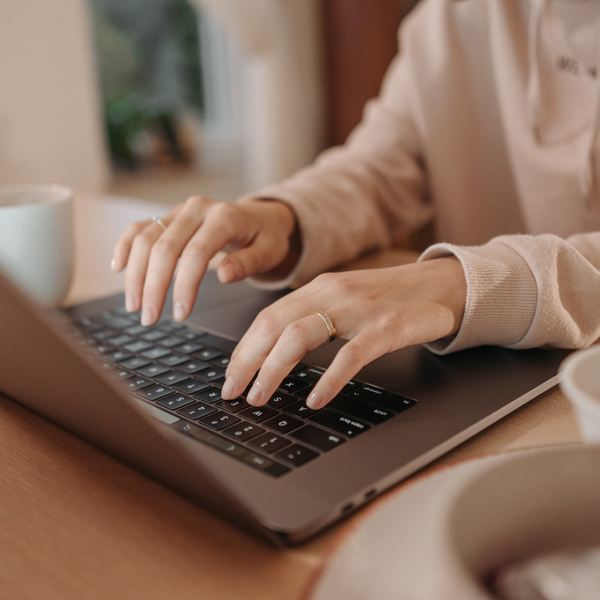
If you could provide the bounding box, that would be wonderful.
[0,184,74,306]
[560,344,600,442]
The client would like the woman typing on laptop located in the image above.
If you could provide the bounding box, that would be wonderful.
[112,0,600,412]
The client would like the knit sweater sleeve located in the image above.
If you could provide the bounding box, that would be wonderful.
[420,232,600,354]
[239,14,434,289]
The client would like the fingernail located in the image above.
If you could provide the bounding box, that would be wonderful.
[220,262,242,284]
[141,304,154,326]
[307,391,326,410]
[247,380,262,405]
[110,259,117,272]
[173,301,186,322]
[125,293,136,313]
[221,377,235,399]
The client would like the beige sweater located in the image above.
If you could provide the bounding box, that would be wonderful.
[243,0,600,354]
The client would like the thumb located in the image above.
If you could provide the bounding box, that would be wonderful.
[217,234,287,283]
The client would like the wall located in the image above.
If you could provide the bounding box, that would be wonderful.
[0,0,109,190]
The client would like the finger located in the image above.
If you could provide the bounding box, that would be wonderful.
[243,313,333,406]
[112,220,152,272]
[123,222,165,313]
[222,290,335,400]
[216,230,287,284]
[140,204,210,325]
[171,203,258,321]
[306,331,388,409]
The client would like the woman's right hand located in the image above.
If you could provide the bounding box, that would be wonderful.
[111,195,298,326]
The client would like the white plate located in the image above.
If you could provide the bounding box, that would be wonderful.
[309,444,600,600]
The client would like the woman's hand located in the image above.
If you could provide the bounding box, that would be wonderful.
[111,196,298,326]
[221,257,467,409]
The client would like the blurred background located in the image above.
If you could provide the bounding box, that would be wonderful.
[0,0,417,206]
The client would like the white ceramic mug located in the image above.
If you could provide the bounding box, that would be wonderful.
[559,345,600,443]
[0,184,74,306]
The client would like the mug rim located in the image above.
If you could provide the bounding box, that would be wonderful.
[0,184,73,209]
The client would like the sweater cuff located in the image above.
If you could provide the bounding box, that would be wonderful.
[418,241,538,354]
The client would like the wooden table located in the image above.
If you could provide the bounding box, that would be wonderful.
[0,193,582,600]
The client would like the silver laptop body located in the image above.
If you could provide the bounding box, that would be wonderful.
[0,270,566,544]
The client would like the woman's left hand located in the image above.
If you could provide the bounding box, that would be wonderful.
[221,256,467,410]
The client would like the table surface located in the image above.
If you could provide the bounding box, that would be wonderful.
[0,193,582,600]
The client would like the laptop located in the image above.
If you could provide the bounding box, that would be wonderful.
[0,268,567,545]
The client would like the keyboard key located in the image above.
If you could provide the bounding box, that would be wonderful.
[174,379,210,395]
[238,406,279,423]
[223,422,265,442]
[174,360,210,375]
[107,350,133,363]
[177,402,216,420]
[341,380,361,394]
[345,385,389,403]
[196,367,225,383]
[154,371,189,386]
[192,348,222,362]
[157,336,186,348]
[328,396,394,425]
[157,353,190,367]
[102,316,134,330]
[179,327,205,340]
[91,328,115,341]
[139,385,174,401]
[93,342,115,354]
[140,347,172,360]
[274,443,319,467]
[262,414,303,434]
[120,357,151,370]
[217,397,251,412]
[266,391,296,409]
[140,330,167,342]
[175,342,204,355]
[124,324,147,336]
[200,411,240,431]
[308,410,370,438]
[110,369,135,381]
[292,366,325,382]
[294,384,315,400]
[283,400,320,419]
[290,425,346,451]
[107,334,136,347]
[136,363,171,378]
[195,387,223,404]
[123,341,153,353]
[375,394,418,413]
[278,377,309,394]
[157,394,196,411]
[248,432,290,454]
[120,376,153,392]
[184,427,289,476]
[209,355,231,368]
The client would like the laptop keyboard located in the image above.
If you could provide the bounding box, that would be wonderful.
[73,306,417,477]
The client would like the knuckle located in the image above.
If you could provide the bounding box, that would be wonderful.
[281,320,310,346]
[185,195,206,209]
[212,201,237,220]
[340,343,364,369]
[150,237,176,259]
[181,239,210,259]
[254,308,280,338]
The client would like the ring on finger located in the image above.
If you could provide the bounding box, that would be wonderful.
[152,215,168,233]
[315,310,336,343]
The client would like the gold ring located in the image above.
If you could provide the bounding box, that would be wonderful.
[152,216,168,233]
[315,311,336,343]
